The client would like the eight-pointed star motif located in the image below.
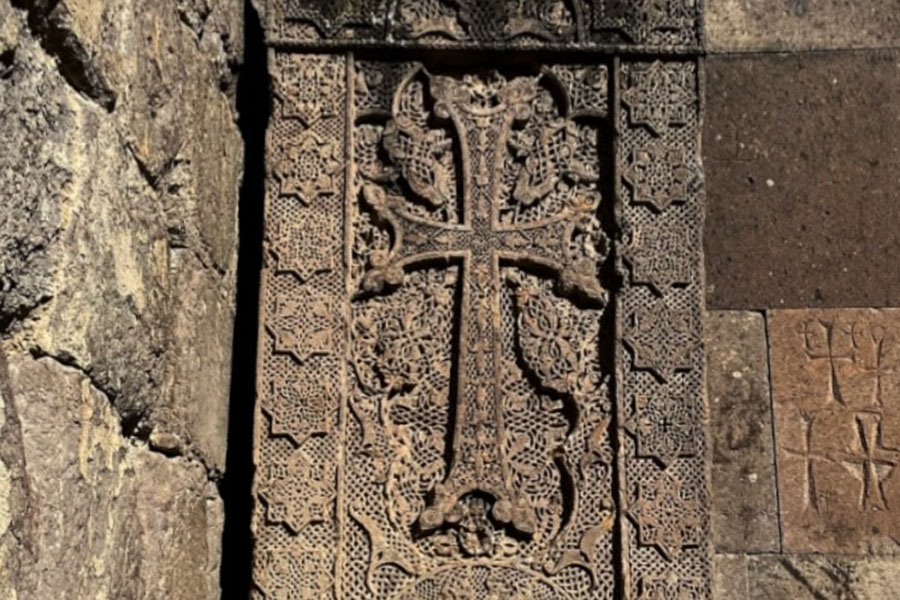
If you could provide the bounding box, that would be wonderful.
[266,293,337,362]
[629,471,705,560]
[626,392,700,467]
[275,130,342,205]
[258,449,336,534]
[263,373,336,447]
[622,140,694,212]
[622,61,693,136]
[624,298,697,381]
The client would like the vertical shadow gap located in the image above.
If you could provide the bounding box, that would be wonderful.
[220,1,269,597]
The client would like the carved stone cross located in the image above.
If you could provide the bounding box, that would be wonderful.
[360,69,606,536]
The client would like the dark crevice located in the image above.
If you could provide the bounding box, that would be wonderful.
[219,1,268,598]
[13,0,117,111]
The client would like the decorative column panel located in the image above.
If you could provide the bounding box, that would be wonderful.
[617,59,709,598]
[253,3,709,599]
[252,52,349,600]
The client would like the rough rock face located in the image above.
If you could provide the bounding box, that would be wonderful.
[0,1,243,597]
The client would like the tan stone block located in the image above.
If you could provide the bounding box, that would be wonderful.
[770,309,900,554]
[747,554,900,600]
[706,0,900,52]
[713,554,749,599]
[706,311,779,552]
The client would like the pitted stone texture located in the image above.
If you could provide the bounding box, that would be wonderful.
[771,309,900,555]
[706,311,779,553]
[704,52,900,310]
[706,0,900,52]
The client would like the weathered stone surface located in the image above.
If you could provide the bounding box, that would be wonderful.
[0,0,242,597]
[706,311,779,553]
[0,353,223,599]
[704,52,900,310]
[746,554,900,599]
[706,0,900,53]
[713,554,748,599]
[770,309,900,555]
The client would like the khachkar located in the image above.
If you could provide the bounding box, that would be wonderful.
[252,2,708,599]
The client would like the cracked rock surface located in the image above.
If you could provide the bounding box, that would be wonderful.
[0,1,243,597]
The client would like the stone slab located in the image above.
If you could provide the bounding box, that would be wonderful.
[770,309,900,555]
[705,311,779,553]
[713,554,749,599]
[746,554,900,600]
[706,0,900,53]
[704,51,900,310]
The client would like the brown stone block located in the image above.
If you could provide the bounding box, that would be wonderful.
[704,52,900,310]
[706,311,779,553]
[706,0,900,52]
[770,309,900,554]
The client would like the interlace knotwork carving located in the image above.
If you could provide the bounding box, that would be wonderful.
[622,140,694,212]
[623,297,697,381]
[590,0,694,44]
[628,471,705,560]
[275,54,341,124]
[272,208,337,281]
[345,59,616,598]
[393,0,577,44]
[262,373,337,446]
[253,51,709,600]
[617,59,708,596]
[255,549,334,600]
[623,221,692,293]
[357,66,608,540]
[267,293,337,362]
[621,61,693,136]
[275,131,343,205]
[258,448,336,533]
[626,390,699,468]
[637,574,705,600]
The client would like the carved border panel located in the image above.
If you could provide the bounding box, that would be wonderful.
[264,0,702,52]
[617,59,709,598]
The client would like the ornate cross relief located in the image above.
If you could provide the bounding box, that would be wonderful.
[253,4,709,599]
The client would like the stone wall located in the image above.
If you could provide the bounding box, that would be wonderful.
[0,1,244,598]
[704,2,900,598]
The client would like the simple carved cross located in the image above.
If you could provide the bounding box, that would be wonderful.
[361,69,606,535]
[802,318,856,407]
[837,413,900,511]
